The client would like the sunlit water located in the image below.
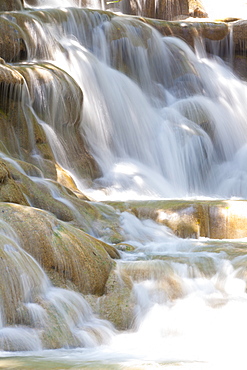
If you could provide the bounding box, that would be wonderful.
[1,1,247,369]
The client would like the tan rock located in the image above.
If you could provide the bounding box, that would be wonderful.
[189,0,208,18]
[232,20,247,55]
[139,17,229,47]
[86,268,135,330]
[0,18,26,63]
[0,0,23,11]
[107,200,247,239]
[0,203,115,295]
[0,161,29,206]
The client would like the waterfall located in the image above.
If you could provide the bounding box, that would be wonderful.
[3,6,247,199]
[1,1,247,369]
[0,220,114,351]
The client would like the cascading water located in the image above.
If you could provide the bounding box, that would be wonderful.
[11,5,247,200]
[1,0,247,369]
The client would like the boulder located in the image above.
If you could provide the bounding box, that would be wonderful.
[0,203,116,295]
[86,268,135,330]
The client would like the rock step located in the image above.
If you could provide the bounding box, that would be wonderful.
[106,200,247,239]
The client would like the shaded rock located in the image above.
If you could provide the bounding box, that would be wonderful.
[135,0,189,20]
[0,0,23,11]
[0,161,29,205]
[0,203,115,296]
[232,20,247,55]
[106,0,189,20]
[0,17,27,62]
[0,61,24,111]
[233,55,247,80]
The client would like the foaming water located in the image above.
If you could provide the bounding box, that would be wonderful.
[2,213,247,369]
[6,7,247,200]
[0,221,114,352]
[35,9,247,200]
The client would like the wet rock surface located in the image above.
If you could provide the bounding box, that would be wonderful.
[106,200,247,239]
[0,203,116,296]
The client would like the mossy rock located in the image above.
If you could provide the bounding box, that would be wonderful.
[0,203,116,296]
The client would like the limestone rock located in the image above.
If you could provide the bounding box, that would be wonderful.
[106,0,189,20]
[86,268,135,330]
[139,18,229,47]
[232,20,247,55]
[189,0,208,18]
[0,0,23,11]
[106,200,247,239]
[0,203,115,296]
[0,62,24,110]
[16,62,100,181]
[0,161,29,206]
[0,17,26,62]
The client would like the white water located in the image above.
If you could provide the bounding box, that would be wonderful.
[1,1,247,369]
[58,32,247,200]
[16,5,247,200]
[2,214,247,369]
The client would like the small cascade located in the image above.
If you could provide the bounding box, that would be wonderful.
[105,212,247,368]
[0,220,114,351]
[23,0,189,20]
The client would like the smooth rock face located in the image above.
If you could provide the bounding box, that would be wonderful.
[0,59,99,182]
[106,200,247,239]
[0,203,115,296]
[139,18,229,47]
